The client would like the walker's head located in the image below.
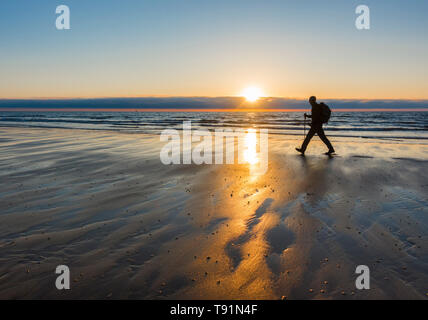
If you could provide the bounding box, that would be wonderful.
[309,96,317,103]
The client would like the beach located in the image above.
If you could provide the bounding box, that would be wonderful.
[0,126,427,299]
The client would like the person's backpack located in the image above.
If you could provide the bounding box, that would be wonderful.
[319,102,331,124]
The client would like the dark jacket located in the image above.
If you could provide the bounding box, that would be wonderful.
[310,103,322,126]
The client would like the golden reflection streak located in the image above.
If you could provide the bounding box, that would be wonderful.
[243,129,259,165]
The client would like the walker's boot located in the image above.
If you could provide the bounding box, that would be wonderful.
[324,149,335,155]
[295,147,305,155]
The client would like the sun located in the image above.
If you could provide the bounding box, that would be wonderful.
[241,87,264,102]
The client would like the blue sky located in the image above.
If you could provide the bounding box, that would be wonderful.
[0,0,427,100]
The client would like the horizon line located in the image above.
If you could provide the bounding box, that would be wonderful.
[1,96,427,111]
[1,108,427,112]
[1,96,428,101]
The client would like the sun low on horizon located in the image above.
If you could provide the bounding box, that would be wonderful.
[241,87,265,102]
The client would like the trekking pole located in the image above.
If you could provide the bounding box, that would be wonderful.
[303,114,306,138]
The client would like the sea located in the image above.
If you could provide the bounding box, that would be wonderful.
[0,111,427,142]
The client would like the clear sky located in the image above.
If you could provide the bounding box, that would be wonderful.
[0,0,427,99]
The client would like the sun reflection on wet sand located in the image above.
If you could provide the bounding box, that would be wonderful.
[243,129,259,165]
[173,162,280,299]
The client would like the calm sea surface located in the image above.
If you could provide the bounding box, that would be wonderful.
[1,111,427,142]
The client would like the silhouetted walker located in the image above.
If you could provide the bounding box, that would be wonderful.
[296,96,335,155]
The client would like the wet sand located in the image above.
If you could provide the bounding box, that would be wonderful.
[0,126,427,299]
